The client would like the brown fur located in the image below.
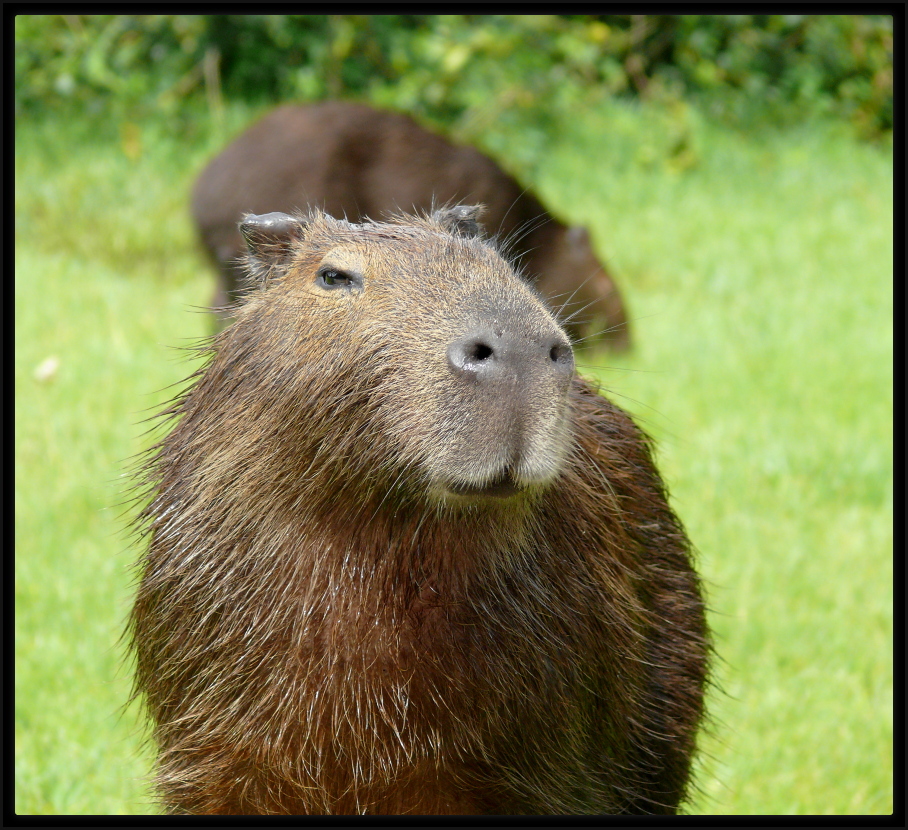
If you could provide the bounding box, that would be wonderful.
[191,101,630,348]
[127,208,707,815]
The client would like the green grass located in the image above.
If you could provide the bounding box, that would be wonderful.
[14,99,892,815]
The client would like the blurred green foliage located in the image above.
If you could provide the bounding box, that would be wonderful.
[15,15,207,117]
[15,14,893,148]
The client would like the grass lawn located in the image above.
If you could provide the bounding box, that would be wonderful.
[14,98,892,815]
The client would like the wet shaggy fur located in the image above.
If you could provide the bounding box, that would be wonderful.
[127,208,708,815]
[190,101,630,348]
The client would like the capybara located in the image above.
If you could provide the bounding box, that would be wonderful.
[190,101,630,349]
[128,206,707,815]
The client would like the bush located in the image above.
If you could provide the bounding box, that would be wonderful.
[632,14,894,136]
[14,14,893,141]
[14,15,207,120]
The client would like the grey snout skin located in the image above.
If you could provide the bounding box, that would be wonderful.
[446,328,574,389]
[441,324,575,500]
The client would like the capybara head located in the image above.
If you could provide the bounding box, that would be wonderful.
[128,206,707,816]
[226,205,575,505]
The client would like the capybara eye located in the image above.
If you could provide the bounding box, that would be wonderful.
[317,266,361,291]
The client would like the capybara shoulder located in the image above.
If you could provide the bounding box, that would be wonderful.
[128,206,706,815]
[191,101,630,348]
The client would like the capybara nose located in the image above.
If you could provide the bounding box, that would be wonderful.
[447,328,574,386]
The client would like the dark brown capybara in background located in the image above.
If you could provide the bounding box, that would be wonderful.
[128,206,707,815]
[190,101,630,349]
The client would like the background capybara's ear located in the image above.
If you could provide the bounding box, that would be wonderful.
[432,204,486,238]
[240,212,308,280]
[566,225,590,247]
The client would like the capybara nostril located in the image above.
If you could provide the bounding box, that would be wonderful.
[469,341,494,363]
[549,338,574,370]
[447,337,495,376]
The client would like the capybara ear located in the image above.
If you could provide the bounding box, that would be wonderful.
[240,212,308,279]
[566,225,591,247]
[432,204,485,238]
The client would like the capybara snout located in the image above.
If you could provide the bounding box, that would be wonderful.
[439,304,576,497]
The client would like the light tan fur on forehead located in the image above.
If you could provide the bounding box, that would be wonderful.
[318,247,370,275]
[298,208,492,249]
